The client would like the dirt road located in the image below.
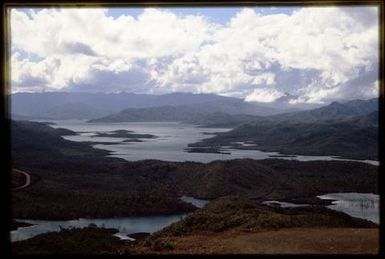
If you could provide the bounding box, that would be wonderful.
[12,169,31,191]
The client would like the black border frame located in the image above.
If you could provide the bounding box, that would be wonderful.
[1,0,384,257]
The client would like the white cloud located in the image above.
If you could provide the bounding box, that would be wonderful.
[10,7,379,103]
[251,73,275,85]
[245,88,284,103]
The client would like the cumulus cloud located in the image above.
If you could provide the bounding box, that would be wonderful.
[9,6,379,103]
[61,42,97,56]
[245,88,284,103]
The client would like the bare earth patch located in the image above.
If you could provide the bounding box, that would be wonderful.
[134,228,379,254]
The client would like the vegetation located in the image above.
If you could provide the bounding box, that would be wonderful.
[190,119,378,160]
[270,98,378,123]
[12,121,378,220]
[149,195,377,239]
[12,225,127,255]
[12,121,196,219]
[187,98,379,160]
[12,196,377,255]
[10,120,379,255]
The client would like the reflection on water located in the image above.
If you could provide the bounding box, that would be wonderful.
[43,120,378,165]
[317,193,379,224]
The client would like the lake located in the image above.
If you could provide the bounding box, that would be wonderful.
[317,193,379,224]
[11,196,209,242]
[13,121,378,243]
[46,120,378,165]
[264,193,379,224]
[11,215,187,242]
[13,192,378,242]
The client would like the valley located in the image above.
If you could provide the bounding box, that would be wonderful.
[9,93,380,255]
[7,5,381,255]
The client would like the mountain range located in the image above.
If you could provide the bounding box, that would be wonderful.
[270,98,379,123]
[10,92,290,120]
[87,105,266,128]
[190,98,378,160]
[88,97,378,126]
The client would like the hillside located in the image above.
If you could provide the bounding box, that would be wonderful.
[190,118,378,160]
[11,120,196,219]
[190,99,379,160]
[270,98,378,123]
[11,121,379,254]
[12,196,378,255]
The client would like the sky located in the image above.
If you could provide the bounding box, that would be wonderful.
[9,6,379,104]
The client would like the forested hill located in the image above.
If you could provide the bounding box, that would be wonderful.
[269,98,378,123]
[190,110,378,160]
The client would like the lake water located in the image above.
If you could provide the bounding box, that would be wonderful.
[263,193,379,224]
[11,196,208,242]
[11,215,187,242]
[180,196,210,208]
[262,201,309,208]
[317,193,379,224]
[45,120,378,165]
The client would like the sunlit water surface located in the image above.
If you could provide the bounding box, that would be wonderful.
[42,120,378,165]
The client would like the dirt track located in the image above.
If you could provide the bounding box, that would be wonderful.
[12,169,31,191]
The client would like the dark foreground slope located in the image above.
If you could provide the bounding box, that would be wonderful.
[13,196,378,255]
[132,203,378,254]
[12,121,378,220]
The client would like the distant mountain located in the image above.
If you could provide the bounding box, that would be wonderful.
[270,98,378,123]
[37,103,110,120]
[88,97,379,129]
[89,106,203,123]
[185,112,262,128]
[10,92,284,120]
[182,98,284,116]
[88,105,266,128]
